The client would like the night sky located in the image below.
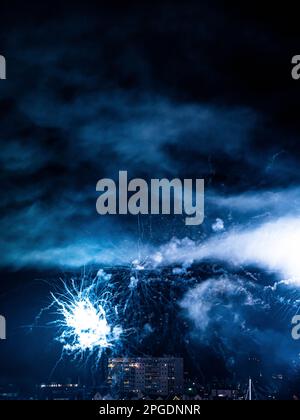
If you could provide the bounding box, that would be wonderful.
[1,1,300,397]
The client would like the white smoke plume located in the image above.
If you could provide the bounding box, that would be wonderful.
[152,216,300,284]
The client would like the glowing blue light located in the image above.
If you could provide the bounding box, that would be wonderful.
[50,276,122,358]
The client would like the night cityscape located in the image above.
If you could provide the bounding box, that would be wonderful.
[1,1,300,403]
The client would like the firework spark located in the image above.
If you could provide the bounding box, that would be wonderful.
[50,274,122,359]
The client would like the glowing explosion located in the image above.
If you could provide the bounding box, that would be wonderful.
[50,276,122,359]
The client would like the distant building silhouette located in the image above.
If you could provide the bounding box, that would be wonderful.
[108,357,183,397]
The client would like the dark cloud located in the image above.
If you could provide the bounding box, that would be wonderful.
[1,3,300,269]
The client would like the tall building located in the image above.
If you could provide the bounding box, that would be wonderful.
[108,357,184,397]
